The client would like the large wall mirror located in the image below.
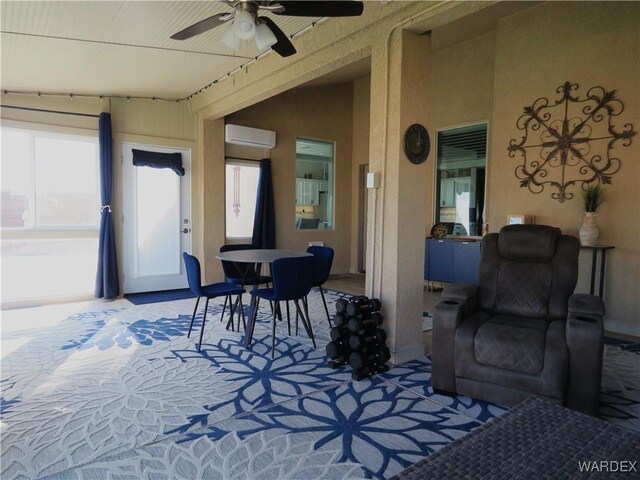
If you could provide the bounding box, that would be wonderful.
[295,138,334,230]
[435,123,487,237]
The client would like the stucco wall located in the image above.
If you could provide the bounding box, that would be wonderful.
[425,31,496,229]
[350,75,372,273]
[426,1,640,335]
[225,83,354,274]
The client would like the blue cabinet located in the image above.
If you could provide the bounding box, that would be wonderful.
[426,240,454,283]
[425,239,481,285]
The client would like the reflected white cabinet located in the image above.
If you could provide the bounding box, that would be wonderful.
[456,177,471,197]
[440,178,456,207]
[440,177,471,208]
[296,178,304,205]
[296,178,327,206]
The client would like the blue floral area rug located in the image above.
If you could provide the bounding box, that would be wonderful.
[1,290,638,479]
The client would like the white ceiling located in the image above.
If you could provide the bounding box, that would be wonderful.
[0,1,323,100]
[1,2,537,102]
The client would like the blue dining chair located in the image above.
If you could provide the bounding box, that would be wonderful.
[183,252,246,351]
[306,246,334,327]
[249,256,315,357]
[219,244,272,319]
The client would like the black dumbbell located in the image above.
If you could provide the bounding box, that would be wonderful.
[330,326,349,342]
[347,312,383,334]
[335,299,349,314]
[348,329,387,351]
[332,313,348,328]
[326,340,348,361]
[346,298,382,317]
[338,295,368,315]
[351,366,371,381]
[348,346,391,370]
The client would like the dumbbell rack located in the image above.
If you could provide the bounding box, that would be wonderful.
[325,295,390,380]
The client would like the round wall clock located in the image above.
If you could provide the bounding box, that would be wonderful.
[404,124,430,164]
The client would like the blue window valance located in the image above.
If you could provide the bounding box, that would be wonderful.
[132,149,185,176]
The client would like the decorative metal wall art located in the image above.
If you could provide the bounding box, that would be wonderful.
[508,81,636,202]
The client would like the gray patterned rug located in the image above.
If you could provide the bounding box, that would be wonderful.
[392,396,640,479]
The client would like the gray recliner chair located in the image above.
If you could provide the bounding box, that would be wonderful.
[432,224,604,415]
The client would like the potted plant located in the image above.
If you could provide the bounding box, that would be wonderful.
[583,184,605,213]
[579,185,605,246]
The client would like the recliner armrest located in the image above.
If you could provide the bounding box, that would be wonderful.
[565,294,604,416]
[568,293,605,319]
[441,284,478,315]
[431,284,477,395]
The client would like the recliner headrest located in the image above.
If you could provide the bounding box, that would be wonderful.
[498,224,561,261]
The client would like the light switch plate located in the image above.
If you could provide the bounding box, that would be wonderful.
[366,172,380,189]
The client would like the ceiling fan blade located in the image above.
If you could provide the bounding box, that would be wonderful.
[274,1,364,17]
[171,13,231,40]
[260,17,296,58]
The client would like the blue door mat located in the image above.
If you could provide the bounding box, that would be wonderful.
[125,288,195,305]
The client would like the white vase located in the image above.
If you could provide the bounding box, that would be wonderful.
[579,212,600,246]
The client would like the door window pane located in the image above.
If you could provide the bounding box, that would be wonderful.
[136,167,180,276]
[225,160,260,239]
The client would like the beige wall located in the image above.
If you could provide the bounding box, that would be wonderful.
[224,83,355,274]
[1,94,199,296]
[425,30,496,229]
[350,75,372,273]
[426,1,640,335]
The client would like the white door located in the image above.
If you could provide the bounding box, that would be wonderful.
[122,143,191,293]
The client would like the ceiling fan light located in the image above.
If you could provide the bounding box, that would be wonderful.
[254,23,277,50]
[233,10,255,40]
[221,23,242,51]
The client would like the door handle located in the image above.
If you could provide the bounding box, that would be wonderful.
[182,228,191,234]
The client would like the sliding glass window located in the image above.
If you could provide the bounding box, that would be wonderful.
[1,126,100,304]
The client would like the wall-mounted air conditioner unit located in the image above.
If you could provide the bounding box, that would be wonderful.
[225,124,276,149]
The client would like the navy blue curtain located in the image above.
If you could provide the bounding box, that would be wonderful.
[95,112,119,299]
[252,158,276,249]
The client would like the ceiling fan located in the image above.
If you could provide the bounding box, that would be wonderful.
[170,1,364,58]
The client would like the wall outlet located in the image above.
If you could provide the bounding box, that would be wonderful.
[308,241,324,247]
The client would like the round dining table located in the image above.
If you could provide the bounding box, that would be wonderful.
[215,249,313,348]
[216,249,312,265]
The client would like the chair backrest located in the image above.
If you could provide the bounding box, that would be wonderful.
[271,256,314,301]
[478,224,579,320]
[183,252,203,296]
[219,244,258,281]
[307,246,334,286]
